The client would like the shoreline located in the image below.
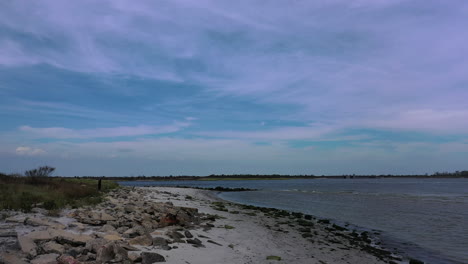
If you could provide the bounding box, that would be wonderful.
[142,187,406,264]
[0,186,410,264]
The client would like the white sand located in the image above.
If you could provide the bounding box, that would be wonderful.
[140,187,395,264]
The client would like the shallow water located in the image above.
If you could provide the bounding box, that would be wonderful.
[120,178,468,264]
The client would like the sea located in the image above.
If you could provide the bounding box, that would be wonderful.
[119,178,468,264]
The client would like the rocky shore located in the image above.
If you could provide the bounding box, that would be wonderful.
[1,187,406,264]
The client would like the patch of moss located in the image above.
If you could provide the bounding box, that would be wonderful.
[266,256,282,261]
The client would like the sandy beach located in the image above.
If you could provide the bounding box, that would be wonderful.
[141,187,401,264]
[0,187,405,264]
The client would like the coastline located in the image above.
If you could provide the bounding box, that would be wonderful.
[144,187,404,264]
[0,186,407,264]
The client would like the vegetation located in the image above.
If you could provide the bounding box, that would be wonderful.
[0,166,118,212]
[266,256,282,261]
[73,170,468,181]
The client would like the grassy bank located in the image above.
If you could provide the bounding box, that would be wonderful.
[0,173,118,212]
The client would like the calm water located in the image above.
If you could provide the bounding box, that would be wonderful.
[120,178,468,264]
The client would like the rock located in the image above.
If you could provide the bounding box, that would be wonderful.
[120,244,139,251]
[207,240,222,246]
[96,242,129,263]
[116,227,129,234]
[67,222,86,231]
[0,229,16,237]
[186,238,202,245]
[57,255,80,264]
[100,224,116,233]
[103,234,123,241]
[124,205,135,213]
[100,212,116,222]
[30,253,59,264]
[166,231,184,240]
[152,237,168,247]
[141,220,156,231]
[53,230,92,246]
[128,234,152,246]
[18,236,37,257]
[175,211,192,226]
[184,230,193,238]
[42,241,65,254]
[25,217,65,229]
[123,226,145,238]
[141,252,165,263]
[65,248,84,258]
[5,215,27,223]
[160,213,178,226]
[128,252,142,262]
[76,253,95,262]
[85,238,106,253]
[180,207,198,214]
[25,230,55,242]
[0,251,29,264]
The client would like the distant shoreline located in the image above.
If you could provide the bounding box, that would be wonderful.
[62,173,468,181]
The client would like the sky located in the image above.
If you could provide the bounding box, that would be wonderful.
[1,0,467,176]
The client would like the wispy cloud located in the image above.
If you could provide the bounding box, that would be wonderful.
[15,146,46,156]
[368,109,468,133]
[19,122,190,139]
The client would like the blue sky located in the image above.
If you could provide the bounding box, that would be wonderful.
[1,0,467,176]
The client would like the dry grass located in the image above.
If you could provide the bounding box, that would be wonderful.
[0,173,118,212]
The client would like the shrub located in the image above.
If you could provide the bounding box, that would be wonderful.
[43,200,58,210]
[25,166,55,185]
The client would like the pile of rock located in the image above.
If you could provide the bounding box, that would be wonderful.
[0,188,213,264]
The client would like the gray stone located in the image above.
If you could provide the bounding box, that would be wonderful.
[85,238,107,253]
[100,224,116,233]
[53,229,92,246]
[5,215,27,223]
[25,217,65,229]
[18,236,37,257]
[187,238,202,245]
[128,251,142,262]
[57,255,80,264]
[0,251,29,264]
[124,205,135,213]
[42,241,65,254]
[141,252,165,263]
[0,229,16,237]
[166,231,184,240]
[184,230,193,238]
[96,242,129,263]
[152,237,168,247]
[128,234,152,246]
[30,253,59,264]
